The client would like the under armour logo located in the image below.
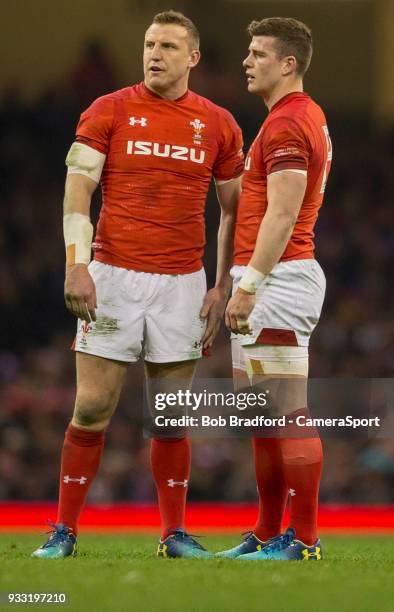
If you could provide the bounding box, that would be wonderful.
[63,475,87,485]
[289,488,296,496]
[302,547,322,560]
[129,116,147,126]
[167,479,188,488]
[157,543,168,558]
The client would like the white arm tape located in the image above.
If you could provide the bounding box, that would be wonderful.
[268,169,307,177]
[66,142,106,183]
[238,265,267,294]
[214,176,240,185]
[63,213,93,266]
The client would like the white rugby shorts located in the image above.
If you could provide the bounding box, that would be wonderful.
[74,261,207,363]
[231,259,326,350]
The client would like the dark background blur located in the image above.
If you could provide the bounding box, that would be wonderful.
[0,0,393,505]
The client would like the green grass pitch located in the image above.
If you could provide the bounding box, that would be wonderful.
[0,533,392,612]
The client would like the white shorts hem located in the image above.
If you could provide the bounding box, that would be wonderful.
[144,352,202,364]
[74,347,138,364]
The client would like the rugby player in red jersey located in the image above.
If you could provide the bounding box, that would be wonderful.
[32,11,243,559]
[219,17,332,560]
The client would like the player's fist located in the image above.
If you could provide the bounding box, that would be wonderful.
[225,288,255,335]
[64,264,97,322]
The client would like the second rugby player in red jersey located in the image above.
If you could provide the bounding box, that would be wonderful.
[221,17,332,561]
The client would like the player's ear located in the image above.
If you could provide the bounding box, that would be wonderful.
[188,49,201,69]
[282,55,297,76]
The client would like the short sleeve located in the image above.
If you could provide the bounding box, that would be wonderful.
[75,95,115,155]
[213,111,244,181]
[262,117,310,175]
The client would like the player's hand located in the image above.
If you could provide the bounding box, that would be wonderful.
[200,286,229,349]
[225,288,255,335]
[64,264,97,322]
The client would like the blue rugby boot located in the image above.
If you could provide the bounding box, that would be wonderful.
[239,527,323,561]
[157,529,213,559]
[31,522,77,559]
[215,531,267,559]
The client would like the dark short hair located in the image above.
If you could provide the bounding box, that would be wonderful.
[248,17,312,75]
[152,10,200,49]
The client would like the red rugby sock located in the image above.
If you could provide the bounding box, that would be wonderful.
[252,437,288,541]
[150,438,191,539]
[57,424,105,534]
[279,437,323,545]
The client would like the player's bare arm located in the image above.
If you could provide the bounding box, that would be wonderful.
[200,176,241,349]
[225,170,306,333]
[63,172,98,323]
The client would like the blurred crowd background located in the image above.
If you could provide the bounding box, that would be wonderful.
[0,0,393,505]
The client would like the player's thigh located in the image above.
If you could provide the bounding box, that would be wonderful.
[144,359,197,437]
[144,359,197,381]
[144,359,198,402]
[248,347,308,416]
[73,352,128,429]
[144,269,206,363]
[232,338,308,415]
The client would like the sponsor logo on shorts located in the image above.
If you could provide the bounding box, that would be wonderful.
[80,322,92,346]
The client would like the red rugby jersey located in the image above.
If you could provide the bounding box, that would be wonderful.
[234,92,332,264]
[74,82,244,274]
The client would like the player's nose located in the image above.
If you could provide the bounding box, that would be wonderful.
[151,43,163,60]
[243,55,252,68]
